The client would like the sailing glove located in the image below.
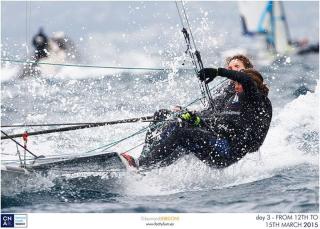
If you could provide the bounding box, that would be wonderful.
[180,112,202,127]
[198,68,218,84]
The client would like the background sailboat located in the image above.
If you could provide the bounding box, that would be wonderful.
[238,1,293,56]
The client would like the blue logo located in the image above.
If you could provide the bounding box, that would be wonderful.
[1,214,14,228]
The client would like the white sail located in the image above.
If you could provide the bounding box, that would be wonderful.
[273,2,291,54]
[238,1,272,34]
[238,1,291,55]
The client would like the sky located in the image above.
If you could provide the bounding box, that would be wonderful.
[1,1,319,68]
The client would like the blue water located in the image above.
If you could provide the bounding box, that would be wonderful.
[1,1,319,213]
[1,163,318,213]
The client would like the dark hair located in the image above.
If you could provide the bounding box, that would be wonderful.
[242,68,269,96]
[226,54,254,69]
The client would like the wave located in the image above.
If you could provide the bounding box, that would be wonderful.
[2,81,318,198]
[121,82,319,196]
[1,67,318,200]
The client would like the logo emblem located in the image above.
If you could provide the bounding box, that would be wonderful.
[1,214,27,228]
[1,214,14,228]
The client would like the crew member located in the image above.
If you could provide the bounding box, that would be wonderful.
[32,27,49,60]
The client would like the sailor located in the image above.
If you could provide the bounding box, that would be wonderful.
[288,38,319,55]
[138,54,255,161]
[297,43,319,55]
[171,55,254,114]
[134,68,272,169]
[32,27,49,60]
[120,55,261,168]
[210,54,254,113]
[51,31,68,50]
[122,66,272,169]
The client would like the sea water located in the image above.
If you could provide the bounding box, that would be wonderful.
[1,1,319,213]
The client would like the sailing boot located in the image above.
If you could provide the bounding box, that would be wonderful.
[120,152,138,168]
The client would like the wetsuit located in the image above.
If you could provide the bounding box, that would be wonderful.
[138,68,272,168]
[32,29,49,60]
[209,81,235,113]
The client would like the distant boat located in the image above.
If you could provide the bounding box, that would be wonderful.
[18,29,80,78]
[238,1,293,56]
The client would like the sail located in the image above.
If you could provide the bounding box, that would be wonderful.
[238,1,291,55]
[273,1,291,54]
[238,1,272,35]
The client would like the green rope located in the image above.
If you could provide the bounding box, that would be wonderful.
[183,79,228,108]
[1,80,229,163]
[1,70,227,161]
[78,125,150,155]
[1,58,192,72]
[125,141,145,152]
[84,79,228,154]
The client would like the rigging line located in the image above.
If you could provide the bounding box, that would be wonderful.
[1,152,112,162]
[25,1,28,58]
[35,168,127,173]
[1,81,227,162]
[79,118,169,156]
[25,1,32,58]
[78,126,150,155]
[175,1,185,28]
[1,130,38,158]
[205,83,214,108]
[1,116,154,139]
[1,121,154,128]
[178,2,213,107]
[175,2,207,106]
[197,79,208,106]
[1,152,15,156]
[183,79,228,107]
[0,59,177,71]
[28,1,32,55]
[3,83,212,157]
[180,1,198,52]
[125,141,145,153]
[124,80,228,154]
[3,85,208,159]
[2,117,155,128]
[86,79,228,155]
[175,2,199,70]
[124,119,172,154]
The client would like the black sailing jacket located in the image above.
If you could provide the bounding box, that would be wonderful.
[198,68,272,157]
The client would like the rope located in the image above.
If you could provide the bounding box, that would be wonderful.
[174,1,214,109]
[25,1,30,58]
[78,125,150,155]
[2,119,156,128]
[0,58,188,72]
[1,80,227,163]
[180,1,198,52]
[175,2,185,29]
[1,130,39,158]
[1,152,15,156]
[65,79,227,155]
[123,79,228,153]
[179,2,216,108]
[2,116,154,129]
[38,168,126,173]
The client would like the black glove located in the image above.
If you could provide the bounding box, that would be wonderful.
[198,68,218,84]
[153,109,172,121]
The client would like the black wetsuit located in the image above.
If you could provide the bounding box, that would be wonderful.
[32,29,49,60]
[138,68,272,168]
